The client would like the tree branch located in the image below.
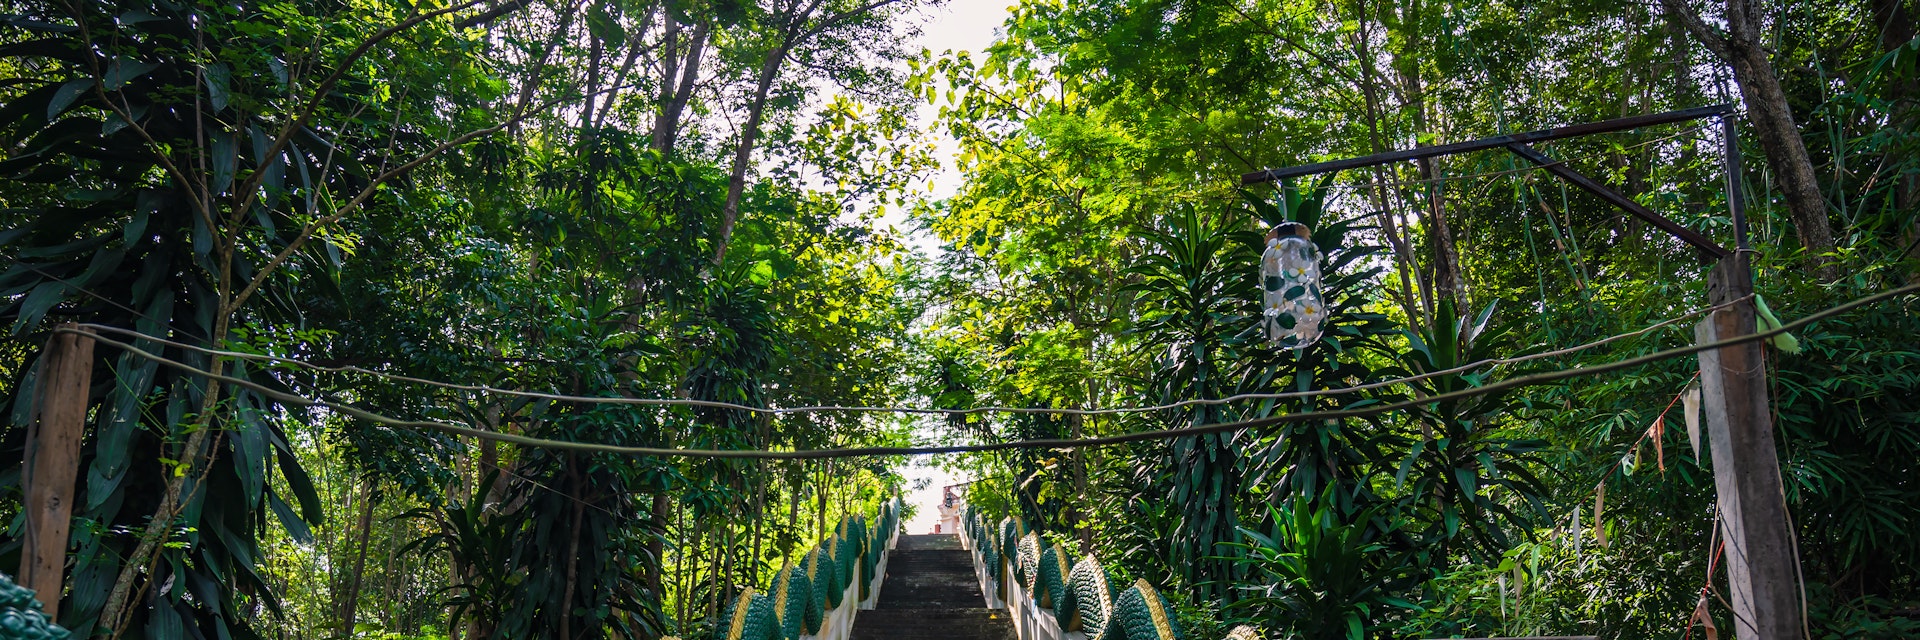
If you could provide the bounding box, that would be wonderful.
[234,0,494,219]
[1658,0,1734,61]
[794,0,910,45]
[456,0,536,29]
[228,82,636,312]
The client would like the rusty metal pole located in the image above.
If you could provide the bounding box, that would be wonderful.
[1695,115,1802,640]
[20,323,94,620]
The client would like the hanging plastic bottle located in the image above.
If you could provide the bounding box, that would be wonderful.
[1261,222,1326,350]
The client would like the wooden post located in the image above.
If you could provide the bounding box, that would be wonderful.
[20,323,94,620]
[1693,116,1801,640]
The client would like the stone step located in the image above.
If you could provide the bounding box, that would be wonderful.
[895,534,965,551]
[850,609,1014,640]
[850,534,1013,640]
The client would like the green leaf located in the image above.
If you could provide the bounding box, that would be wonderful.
[267,490,313,543]
[212,130,237,193]
[102,59,158,90]
[204,62,230,111]
[47,78,89,119]
[12,280,68,334]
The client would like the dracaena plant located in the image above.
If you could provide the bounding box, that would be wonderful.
[1226,494,1419,640]
[1120,202,1258,604]
[1230,184,1402,510]
[1385,297,1550,567]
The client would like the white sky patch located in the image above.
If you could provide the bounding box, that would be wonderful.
[892,0,1012,534]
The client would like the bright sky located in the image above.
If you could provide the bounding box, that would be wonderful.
[893,0,1013,535]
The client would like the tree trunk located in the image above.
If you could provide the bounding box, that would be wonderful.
[1871,0,1920,272]
[1389,11,1467,309]
[1662,0,1839,279]
[1725,3,1836,275]
[338,479,378,639]
[652,19,710,154]
[817,461,829,536]
[1415,158,1467,308]
[1351,15,1431,329]
[705,524,722,622]
[749,473,764,584]
[673,503,688,635]
[786,464,800,552]
[716,47,788,266]
[648,494,669,599]
[559,463,586,640]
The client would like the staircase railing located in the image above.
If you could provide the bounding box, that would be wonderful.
[707,498,903,640]
[956,504,1255,640]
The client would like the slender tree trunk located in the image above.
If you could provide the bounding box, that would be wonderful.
[1725,1,1836,275]
[652,15,680,148]
[579,21,604,147]
[338,479,378,639]
[817,461,829,536]
[1871,0,1920,272]
[674,502,688,635]
[1386,7,1467,309]
[1661,0,1839,279]
[649,494,669,599]
[705,524,722,622]
[716,47,788,265]
[786,464,801,555]
[1415,162,1466,307]
[1074,373,1094,550]
[1352,15,1430,329]
[559,462,586,640]
[749,474,764,584]
[652,20,710,154]
[720,524,735,616]
[712,0,908,263]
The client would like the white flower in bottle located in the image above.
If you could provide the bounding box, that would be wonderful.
[1261,222,1327,350]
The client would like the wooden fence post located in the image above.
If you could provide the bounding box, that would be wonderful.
[20,323,94,620]
[1696,254,1801,640]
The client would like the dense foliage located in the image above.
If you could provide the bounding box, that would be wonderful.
[1,0,928,638]
[0,0,1914,639]
[919,0,1919,638]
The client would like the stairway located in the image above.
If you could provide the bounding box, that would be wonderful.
[852,534,1014,640]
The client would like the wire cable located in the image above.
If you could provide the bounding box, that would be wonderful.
[1313,124,1710,194]
[69,293,1743,417]
[53,282,1919,459]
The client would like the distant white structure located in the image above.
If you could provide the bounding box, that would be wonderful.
[935,483,968,534]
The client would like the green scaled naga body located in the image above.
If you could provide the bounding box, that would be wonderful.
[0,573,71,640]
[771,563,811,640]
[1037,543,1076,617]
[838,519,864,593]
[1114,579,1185,640]
[821,535,848,608]
[980,520,1000,583]
[997,518,1023,582]
[718,587,777,640]
[1016,532,1042,593]
[1069,555,1115,640]
[803,550,827,634]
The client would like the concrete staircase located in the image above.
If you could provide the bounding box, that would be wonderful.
[851,534,1014,640]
